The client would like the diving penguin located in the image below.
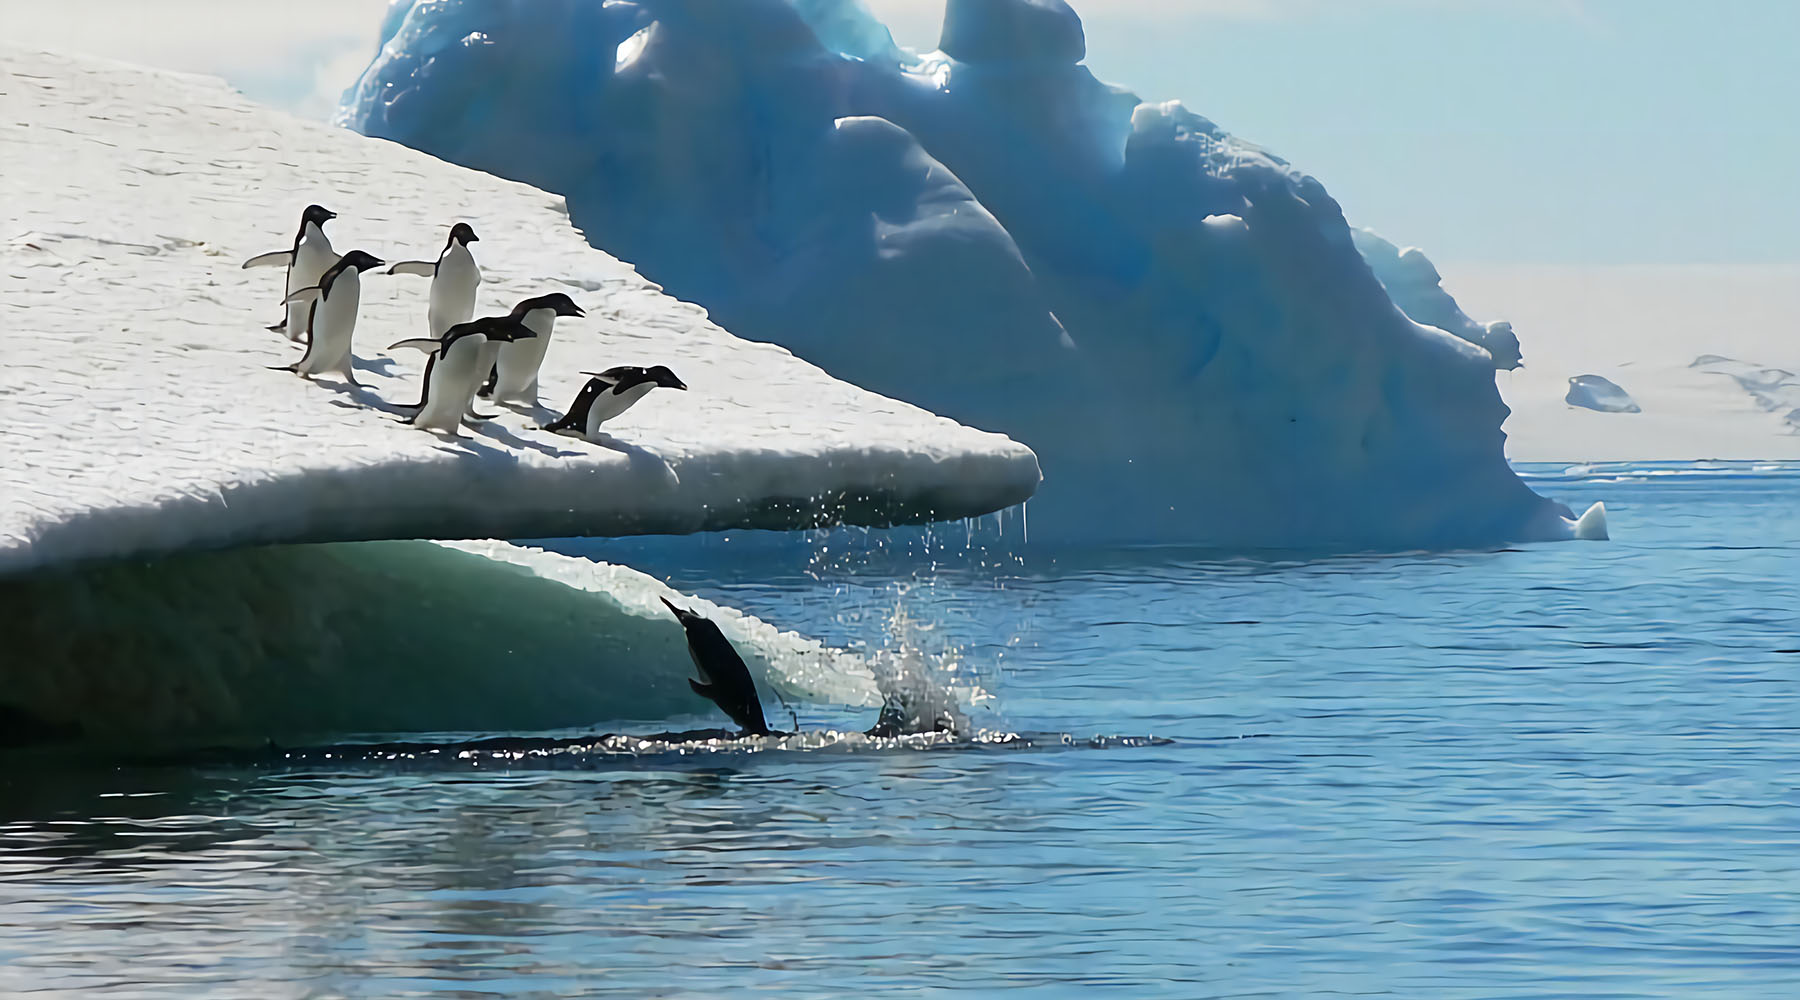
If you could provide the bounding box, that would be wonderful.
[389,316,536,435]
[241,203,337,340]
[274,249,385,384]
[659,597,773,737]
[479,292,586,405]
[543,366,687,440]
[386,222,481,339]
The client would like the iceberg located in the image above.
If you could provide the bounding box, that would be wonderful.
[1565,375,1641,414]
[1350,228,1523,371]
[340,0,1585,547]
[0,46,1034,745]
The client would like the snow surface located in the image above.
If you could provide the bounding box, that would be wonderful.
[0,47,1041,577]
[339,0,1581,547]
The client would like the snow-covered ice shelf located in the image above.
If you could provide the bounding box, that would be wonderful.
[0,47,1041,578]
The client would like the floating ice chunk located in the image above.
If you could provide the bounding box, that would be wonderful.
[1568,501,1609,541]
[616,23,654,72]
[1565,375,1642,413]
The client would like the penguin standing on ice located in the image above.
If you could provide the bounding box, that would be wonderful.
[387,222,481,339]
[389,316,535,434]
[241,204,337,340]
[274,250,385,383]
[543,366,687,440]
[659,597,774,737]
[480,292,586,405]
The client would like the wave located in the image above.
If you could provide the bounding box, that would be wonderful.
[0,540,919,750]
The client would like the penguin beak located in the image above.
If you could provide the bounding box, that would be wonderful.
[466,233,480,243]
[668,376,689,391]
[568,305,586,317]
[324,210,338,220]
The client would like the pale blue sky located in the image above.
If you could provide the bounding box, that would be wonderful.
[8,0,1794,266]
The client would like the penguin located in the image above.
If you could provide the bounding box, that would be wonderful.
[543,366,688,440]
[241,204,337,341]
[274,250,385,383]
[480,292,586,405]
[389,316,536,435]
[387,222,481,339]
[659,597,773,737]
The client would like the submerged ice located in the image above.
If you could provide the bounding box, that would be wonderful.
[341,0,1586,546]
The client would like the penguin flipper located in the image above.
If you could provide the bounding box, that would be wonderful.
[266,364,298,373]
[688,679,714,699]
[283,286,322,305]
[386,338,442,354]
[241,250,292,269]
[264,319,288,333]
[386,261,436,277]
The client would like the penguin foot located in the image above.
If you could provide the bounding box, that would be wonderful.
[266,364,298,373]
[464,410,501,423]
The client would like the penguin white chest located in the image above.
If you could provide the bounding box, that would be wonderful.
[285,224,336,342]
[491,309,556,402]
[297,270,361,376]
[428,246,480,337]
[586,382,657,436]
[414,334,488,433]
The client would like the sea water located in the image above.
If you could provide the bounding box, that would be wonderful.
[2,462,1796,997]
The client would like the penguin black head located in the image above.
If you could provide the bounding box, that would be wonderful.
[522,292,585,318]
[449,222,479,245]
[340,249,386,272]
[647,365,688,391]
[302,204,337,227]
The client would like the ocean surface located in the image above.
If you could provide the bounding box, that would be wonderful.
[3,461,1797,998]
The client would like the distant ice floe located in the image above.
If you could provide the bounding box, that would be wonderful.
[340,0,1581,548]
[1565,375,1642,414]
[1691,355,1800,432]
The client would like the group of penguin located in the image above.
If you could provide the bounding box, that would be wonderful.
[242,205,931,741]
[242,204,687,439]
[240,204,794,738]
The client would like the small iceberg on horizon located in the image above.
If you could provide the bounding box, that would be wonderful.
[1566,375,1641,414]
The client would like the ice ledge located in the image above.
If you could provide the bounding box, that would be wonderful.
[0,48,1040,577]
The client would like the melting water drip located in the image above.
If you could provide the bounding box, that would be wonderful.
[771,512,1040,740]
